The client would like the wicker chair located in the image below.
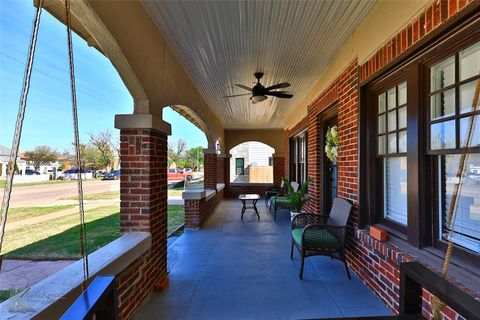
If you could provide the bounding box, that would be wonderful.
[264,179,285,206]
[290,198,352,279]
[270,181,300,220]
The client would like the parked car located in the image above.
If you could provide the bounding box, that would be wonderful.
[183,168,193,173]
[102,170,120,180]
[168,168,193,181]
[25,169,40,175]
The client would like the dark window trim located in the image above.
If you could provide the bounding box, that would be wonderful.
[235,158,244,175]
[360,6,480,258]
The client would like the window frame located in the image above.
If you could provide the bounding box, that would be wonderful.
[235,158,244,176]
[360,9,480,264]
[370,72,409,234]
[290,130,308,185]
[423,39,480,261]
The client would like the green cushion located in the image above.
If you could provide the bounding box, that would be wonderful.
[272,196,290,207]
[292,228,340,249]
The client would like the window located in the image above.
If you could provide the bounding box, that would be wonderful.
[290,131,307,185]
[376,82,408,227]
[268,157,273,166]
[235,158,244,175]
[361,17,480,261]
[429,41,480,254]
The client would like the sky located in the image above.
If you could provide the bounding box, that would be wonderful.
[0,1,207,153]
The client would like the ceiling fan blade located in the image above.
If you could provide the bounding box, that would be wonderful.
[235,84,252,91]
[265,82,290,91]
[266,91,293,99]
[223,93,252,98]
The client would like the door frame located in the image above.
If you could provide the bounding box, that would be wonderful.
[318,105,338,214]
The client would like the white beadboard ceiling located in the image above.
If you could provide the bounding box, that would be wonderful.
[142,0,375,129]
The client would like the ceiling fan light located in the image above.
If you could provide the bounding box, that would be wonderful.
[251,95,267,103]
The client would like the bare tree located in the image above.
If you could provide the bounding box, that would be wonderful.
[89,130,115,170]
[168,139,187,168]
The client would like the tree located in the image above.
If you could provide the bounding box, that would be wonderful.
[24,146,59,171]
[168,139,187,168]
[184,146,204,171]
[89,130,116,170]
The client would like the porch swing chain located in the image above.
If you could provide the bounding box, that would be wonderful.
[0,0,45,255]
[432,77,480,319]
[0,0,89,289]
[65,0,90,286]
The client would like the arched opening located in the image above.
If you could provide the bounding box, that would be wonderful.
[229,141,275,184]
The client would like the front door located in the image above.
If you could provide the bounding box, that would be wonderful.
[323,114,338,214]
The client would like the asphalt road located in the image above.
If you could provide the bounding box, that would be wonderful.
[0,180,120,208]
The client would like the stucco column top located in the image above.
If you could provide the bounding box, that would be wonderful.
[203,148,218,154]
[217,153,232,158]
[115,113,171,135]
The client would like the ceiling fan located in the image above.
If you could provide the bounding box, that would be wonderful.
[224,72,293,103]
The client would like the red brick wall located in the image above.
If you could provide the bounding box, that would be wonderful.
[184,189,224,229]
[273,156,285,185]
[203,152,217,189]
[217,156,225,184]
[348,229,480,319]
[360,0,475,82]
[226,184,272,198]
[117,128,168,319]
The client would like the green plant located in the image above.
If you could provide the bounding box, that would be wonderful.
[282,177,312,211]
[325,125,338,162]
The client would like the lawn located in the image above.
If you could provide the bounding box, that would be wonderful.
[168,205,184,234]
[2,205,184,260]
[6,205,76,223]
[60,190,120,201]
[3,205,121,260]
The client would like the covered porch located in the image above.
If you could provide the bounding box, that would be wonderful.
[1,0,479,319]
[135,199,390,319]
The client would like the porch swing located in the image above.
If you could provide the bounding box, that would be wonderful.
[0,1,118,318]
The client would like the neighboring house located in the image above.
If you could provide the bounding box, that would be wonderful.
[229,141,274,183]
[0,144,27,177]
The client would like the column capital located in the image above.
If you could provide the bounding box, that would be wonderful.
[115,113,171,135]
[203,148,217,154]
[217,153,232,158]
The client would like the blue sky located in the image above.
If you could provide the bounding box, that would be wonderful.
[0,1,206,153]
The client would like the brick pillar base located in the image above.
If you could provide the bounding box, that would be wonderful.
[203,149,217,189]
[115,116,170,319]
[273,155,285,186]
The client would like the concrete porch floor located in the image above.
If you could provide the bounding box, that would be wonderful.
[134,199,392,319]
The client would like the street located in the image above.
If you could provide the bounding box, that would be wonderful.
[0,180,119,208]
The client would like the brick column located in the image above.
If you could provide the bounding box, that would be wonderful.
[115,114,171,319]
[216,154,230,184]
[203,149,217,190]
[272,154,285,186]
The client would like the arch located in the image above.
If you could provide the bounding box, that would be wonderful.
[225,129,284,156]
[43,0,224,148]
[229,141,275,184]
[166,105,217,150]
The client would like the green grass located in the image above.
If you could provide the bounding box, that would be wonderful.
[7,205,76,223]
[2,204,183,260]
[3,205,120,260]
[60,190,120,201]
[168,205,184,234]
[0,289,20,303]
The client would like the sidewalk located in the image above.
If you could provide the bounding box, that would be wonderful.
[0,259,75,290]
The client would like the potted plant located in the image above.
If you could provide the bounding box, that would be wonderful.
[282,177,312,221]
